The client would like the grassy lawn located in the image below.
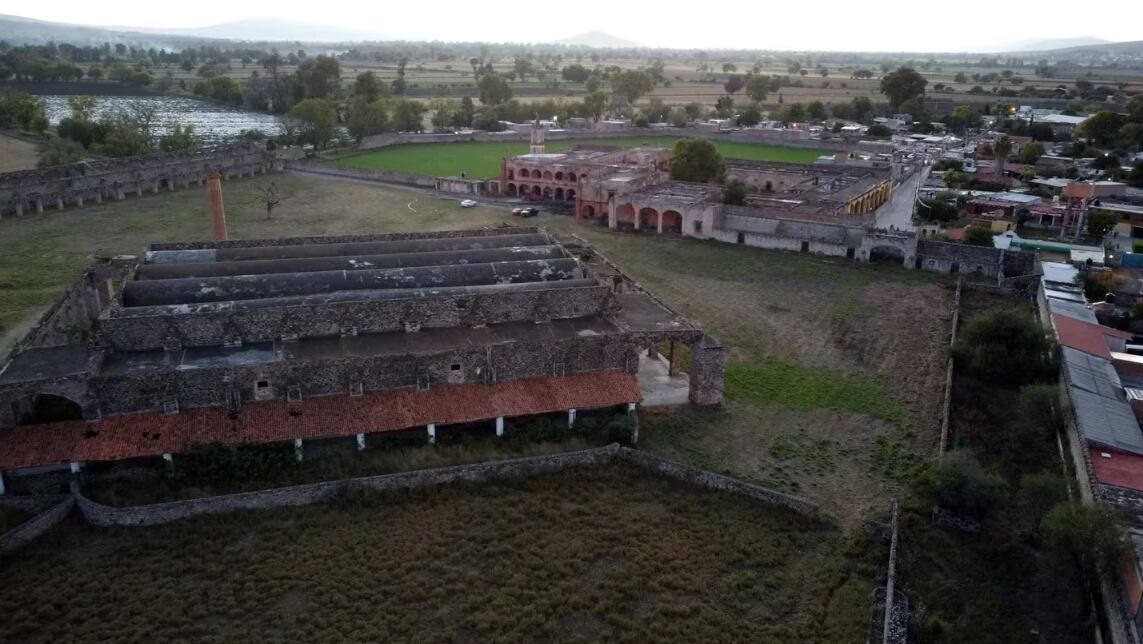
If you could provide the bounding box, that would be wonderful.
[335,137,828,178]
[0,134,39,172]
[0,465,878,643]
[0,173,950,523]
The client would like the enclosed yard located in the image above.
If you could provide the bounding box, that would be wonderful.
[0,134,39,172]
[0,465,877,643]
[335,137,827,178]
[0,173,950,521]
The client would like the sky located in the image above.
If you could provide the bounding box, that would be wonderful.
[2,1,1142,52]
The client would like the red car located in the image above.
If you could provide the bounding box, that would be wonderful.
[511,207,524,216]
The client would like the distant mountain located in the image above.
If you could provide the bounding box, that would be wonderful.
[995,36,1111,52]
[118,18,389,43]
[554,31,642,48]
[1049,40,1143,55]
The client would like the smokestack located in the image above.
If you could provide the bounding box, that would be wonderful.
[206,173,227,241]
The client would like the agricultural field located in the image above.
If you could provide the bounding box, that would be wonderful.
[0,465,879,643]
[0,173,950,524]
[335,137,828,178]
[0,134,39,172]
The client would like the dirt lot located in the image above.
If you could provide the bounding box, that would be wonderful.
[0,134,39,172]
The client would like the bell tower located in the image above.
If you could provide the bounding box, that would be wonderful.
[529,120,545,154]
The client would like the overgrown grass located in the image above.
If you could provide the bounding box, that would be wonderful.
[725,361,904,426]
[336,137,827,178]
[0,465,878,643]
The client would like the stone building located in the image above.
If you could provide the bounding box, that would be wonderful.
[495,146,670,206]
[0,227,724,490]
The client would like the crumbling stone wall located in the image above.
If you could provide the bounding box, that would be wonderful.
[0,144,281,217]
[0,494,74,554]
[71,444,818,527]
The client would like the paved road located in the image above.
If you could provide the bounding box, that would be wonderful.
[873,167,928,232]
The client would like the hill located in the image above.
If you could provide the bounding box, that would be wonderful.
[996,36,1110,52]
[114,18,388,43]
[554,30,642,48]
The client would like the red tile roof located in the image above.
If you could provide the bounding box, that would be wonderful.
[1052,314,1132,359]
[1090,447,1143,491]
[0,372,641,471]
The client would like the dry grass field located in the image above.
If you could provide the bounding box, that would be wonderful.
[0,172,951,523]
[0,134,39,172]
[0,465,880,643]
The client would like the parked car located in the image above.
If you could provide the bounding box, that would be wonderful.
[511,207,524,216]
[520,207,539,218]
[460,199,477,208]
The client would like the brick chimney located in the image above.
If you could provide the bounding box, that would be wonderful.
[206,173,227,241]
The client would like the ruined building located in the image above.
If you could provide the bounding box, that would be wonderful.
[0,227,724,490]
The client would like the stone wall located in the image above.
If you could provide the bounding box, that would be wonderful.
[72,445,818,527]
[1,143,281,217]
[284,160,437,188]
[0,495,74,555]
[14,269,109,352]
[149,225,536,252]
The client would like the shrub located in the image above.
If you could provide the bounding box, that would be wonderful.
[953,311,1057,386]
[915,450,1006,520]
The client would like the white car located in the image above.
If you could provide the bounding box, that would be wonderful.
[460,199,477,208]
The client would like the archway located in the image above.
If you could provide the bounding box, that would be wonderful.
[868,245,905,263]
[506,183,517,196]
[639,207,659,230]
[568,172,578,183]
[583,204,595,219]
[507,169,515,180]
[555,171,564,181]
[615,204,636,228]
[543,187,553,200]
[661,210,683,234]
[543,171,553,181]
[518,184,528,197]
[567,189,576,201]
[532,186,542,198]
[16,393,83,425]
[555,188,564,200]
[531,169,541,179]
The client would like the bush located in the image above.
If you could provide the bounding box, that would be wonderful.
[915,450,1006,520]
[1042,502,1127,581]
[37,137,85,167]
[953,311,1057,386]
[723,179,748,205]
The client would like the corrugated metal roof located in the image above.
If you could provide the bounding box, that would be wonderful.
[1063,347,1124,398]
[1071,387,1143,456]
[1043,261,1079,285]
[1048,298,1098,324]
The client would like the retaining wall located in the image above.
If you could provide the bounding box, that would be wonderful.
[72,444,818,527]
[0,495,74,555]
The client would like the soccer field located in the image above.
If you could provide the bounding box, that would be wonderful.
[335,137,828,179]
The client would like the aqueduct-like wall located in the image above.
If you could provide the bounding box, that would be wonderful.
[0,143,282,218]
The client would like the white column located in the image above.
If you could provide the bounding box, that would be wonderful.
[0,471,6,495]
[356,433,366,451]
[427,424,437,445]
[627,402,636,413]
[495,417,505,437]
[568,409,577,428]
[69,462,82,474]
[294,438,303,462]
[163,453,174,474]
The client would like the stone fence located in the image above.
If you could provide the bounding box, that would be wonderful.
[359,127,853,153]
[938,278,963,458]
[0,143,282,218]
[72,444,819,527]
[0,494,74,555]
[284,160,437,188]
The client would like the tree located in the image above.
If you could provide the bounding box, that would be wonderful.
[158,124,196,152]
[1077,111,1126,146]
[87,66,104,81]
[1130,162,1143,188]
[781,103,807,124]
[723,74,744,95]
[610,70,654,104]
[954,310,1056,385]
[353,71,386,102]
[721,62,737,73]
[1127,93,1143,123]
[346,98,389,142]
[390,99,426,133]
[561,64,589,83]
[850,96,874,123]
[1088,210,1118,239]
[953,72,967,83]
[867,123,891,137]
[1042,503,1127,589]
[295,55,341,99]
[1028,122,1054,142]
[478,74,512,106]
[669,138,725,183]
[288,98,337,148]
[745,75,769,103]
[714,96,735,118]
[255,181,285,220]
[723,179,748,205]
[945,105,981,133]
[738,103,762,126]
[37,137,85,167]
[513,57,533,82]
[806,100,827,121]
[1092,152,1120,171]
[1018,141,1045,165]
[915,450,1006,520]
[965,226,994,246]
[880,67,928,110]
[0,91,47,131]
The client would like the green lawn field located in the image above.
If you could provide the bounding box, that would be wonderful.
[335,137,828,179]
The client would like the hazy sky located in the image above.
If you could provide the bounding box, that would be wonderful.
[3,1,1142,52]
